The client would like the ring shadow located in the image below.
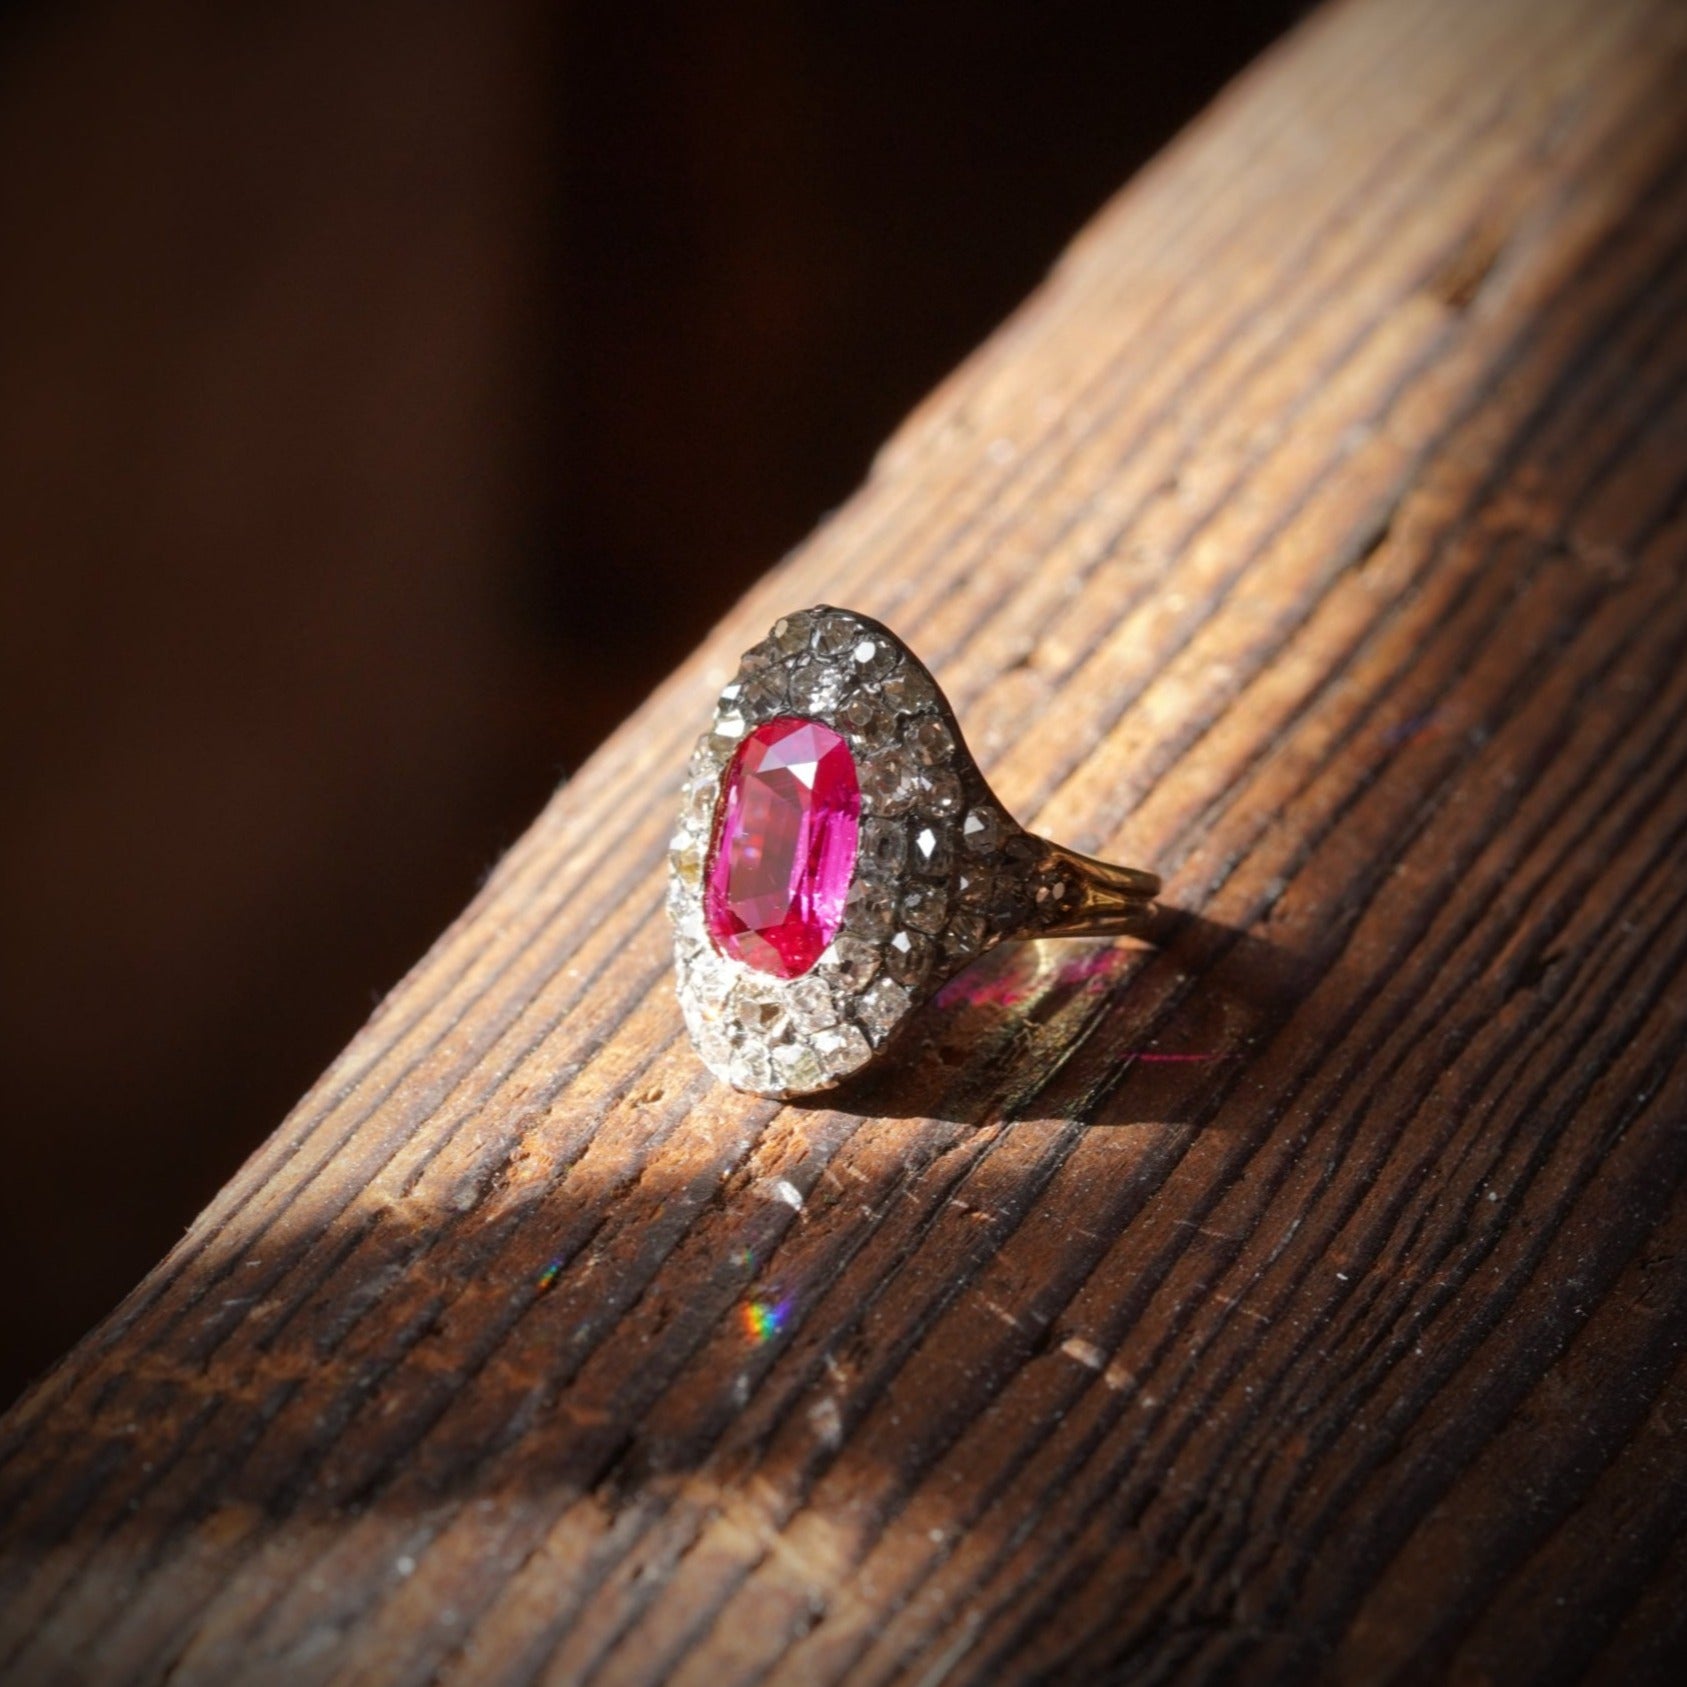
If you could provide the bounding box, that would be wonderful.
[796,906,1309,1129]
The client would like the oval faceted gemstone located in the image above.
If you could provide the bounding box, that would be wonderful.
[706,716,861,977]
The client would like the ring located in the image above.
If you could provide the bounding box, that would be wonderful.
[668,605,1160,1097]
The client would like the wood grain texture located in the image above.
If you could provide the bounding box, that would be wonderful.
[5,0,1687,1680]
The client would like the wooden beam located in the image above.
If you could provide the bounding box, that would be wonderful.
[5,0,1687,1679]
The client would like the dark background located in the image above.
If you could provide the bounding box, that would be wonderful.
[0,0,1302,1409]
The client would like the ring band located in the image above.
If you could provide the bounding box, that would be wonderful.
[668,606,1160,1097]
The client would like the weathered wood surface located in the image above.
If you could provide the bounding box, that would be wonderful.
[5,0,1687,1679]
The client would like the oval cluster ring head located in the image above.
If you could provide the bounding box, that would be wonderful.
[667,604,1082,1098]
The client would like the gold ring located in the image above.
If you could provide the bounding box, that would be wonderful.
[668,606,1159,1097]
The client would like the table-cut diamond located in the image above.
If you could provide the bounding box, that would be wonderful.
[821,934,879,990]
[838,693,895,748]
[789,656,845,712]
[773,1042,826,1093]
[904,717,952,766]
[772,611,816,655]
[729,1045,775,1092]
[861,758,915,816]
[962,806,1003,854]
[786,975,839,1033]
[920,768,963,817]
[945,911,987,958]
[857,976,911,1040]
[815,1023,872,1077]
[901,885,948,934]
[860,818,907,878]
[885,928,934,986]
[911,824,950,876]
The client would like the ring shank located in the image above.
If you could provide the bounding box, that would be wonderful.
[1022,839,1160,939]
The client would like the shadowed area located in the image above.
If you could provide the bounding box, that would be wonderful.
[0,0,1306,1413]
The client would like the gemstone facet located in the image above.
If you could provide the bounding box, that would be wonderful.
[705,716,861,978]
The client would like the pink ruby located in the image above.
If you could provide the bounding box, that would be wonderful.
[706,716,861,978]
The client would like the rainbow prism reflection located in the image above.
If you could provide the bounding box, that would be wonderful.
[741,1297,792,1345]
